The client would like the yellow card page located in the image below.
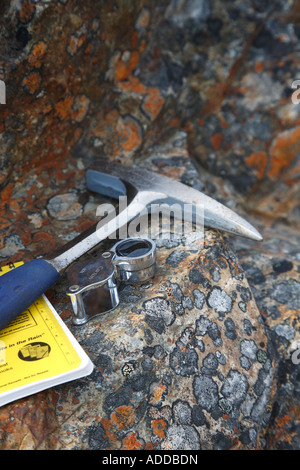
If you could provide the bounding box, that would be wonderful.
[0,262,87,397]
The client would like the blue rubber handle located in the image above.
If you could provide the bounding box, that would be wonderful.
[0,259,60,331]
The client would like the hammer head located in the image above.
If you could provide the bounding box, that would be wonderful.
[86,159,263,242]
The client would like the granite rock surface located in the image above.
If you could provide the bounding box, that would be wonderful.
[0,0,299,450]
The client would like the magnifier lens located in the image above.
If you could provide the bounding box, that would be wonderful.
[115,239,153,258]
[112,238,156,284]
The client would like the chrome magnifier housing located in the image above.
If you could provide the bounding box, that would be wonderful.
[111,237,156,285]
[66,237,156,325]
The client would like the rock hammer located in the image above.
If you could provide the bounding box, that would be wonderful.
[0,159,262,330]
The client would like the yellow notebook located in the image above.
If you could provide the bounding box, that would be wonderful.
[0,262,94,407]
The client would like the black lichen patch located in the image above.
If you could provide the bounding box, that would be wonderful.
[141,297,175,334]
[270,280,300,310]
[145,315,166,334]
[240,339,258,361]
[169,282,184,301]
[170,345,199,377]
[161,424,201,450]
[272,259,293,274]
[224,317,237,340]
[166,250,189,267]
[172,399,192,425]
[87,423,109,450]
[193,374,219,412]
[191,405,209,427]
[103,370,153,416]
[206,286,233,317]
[220,369,249,410]
[201,352,219,376]
[93,353,113,375]
[213,431,231,450]
[237,284,252,302]
[207,321,221,345]
[240,355,251,371]
[189,268,211,289]
[169,328,199,376]
[195,314,222,346]
[193,289,205,309]
[203,245,221,260]
[241,263,266,285]
[243,319,256,336]
[177,327,198,348]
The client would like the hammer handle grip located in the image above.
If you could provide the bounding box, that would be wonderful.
[0,259,60,331]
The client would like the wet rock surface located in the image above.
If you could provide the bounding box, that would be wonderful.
[0,0,299,450]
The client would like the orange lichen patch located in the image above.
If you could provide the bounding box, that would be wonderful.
[89,109,122,156]
[28,41,47,68]
[278,414,291,427]
[200,82,227,117]
[255,60,264,73]
[117,75,147,94]
[75,219,95,232]
[118,115,143,152]
[33,232,57,244]
[111,405,135,431]
[51,137,64,154]
[116,51,139,82]
[268,126,300,180]
[150,383,166,405]
[145,441,154,450]
[169,117,181,128]
[121,432,144,450]
[211,132,224,151]
[71,94,90,122]
[66,36,78,56]
[131,31,139,49]
[78,34,87,48]
[22,72,42,95]
[220,119,230,129]
[100,417,117,444]
[117,75,164,121]
[0,183,14,203]
[55,95,74,121]
[20,230,31,245]
[245,150,268,180]
[84,42,92,54]
[152,419,167,439]
[282,159,300,186]
[18,1,35,23]
[41,100,53,115]
[142,88,164,120]
[67,34,87,56]
[0,217,11,233]
[118,76,143,98]
[267,409,297,447]
[0,393,58,450]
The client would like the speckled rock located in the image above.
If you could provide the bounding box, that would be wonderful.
[0,0,299,451]
[24,229,272,451]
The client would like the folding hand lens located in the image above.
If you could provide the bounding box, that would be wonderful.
[111,238,156,284]
[66,238,156,325]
